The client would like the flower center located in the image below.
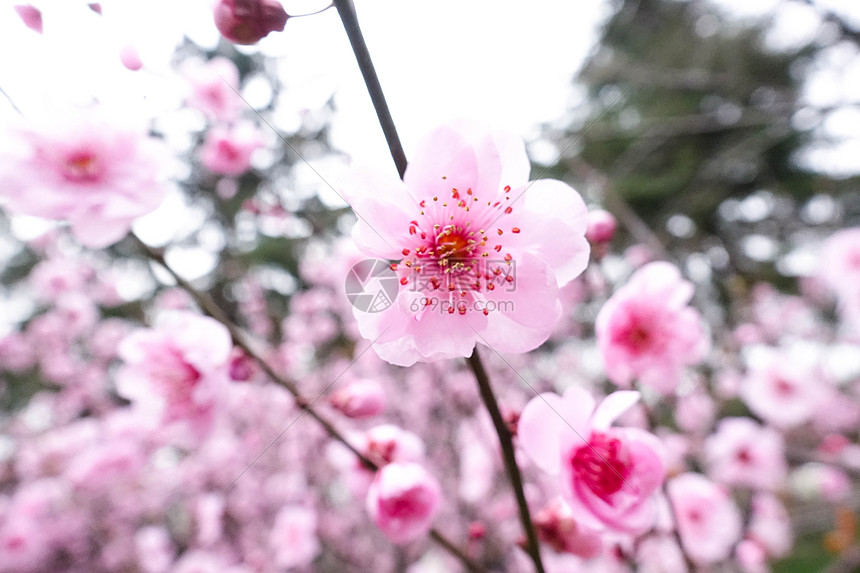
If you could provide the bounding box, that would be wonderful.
[63,151,102,183]
[396,185,520,314]
[571,432,630,500]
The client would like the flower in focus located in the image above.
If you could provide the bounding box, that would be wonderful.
[199,122,265,176]
[518,387,665,533]
[366,462,442,544]
[339,122,590,366]
[0,108,171,248]
[213,0,288,45]
[116,312,233,436]
[596,261,709,393]
[667,472,742,565]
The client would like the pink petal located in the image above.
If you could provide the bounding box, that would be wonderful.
[14,5,42,34]
[591,391,640,430]
[518,392,567,475]
[403,125,480,203]
[338,167,418,259]
[503,179,590,286]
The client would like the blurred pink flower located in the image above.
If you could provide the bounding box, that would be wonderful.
[269,506,320,569]
[0,108,170,247]
[739,346,825,428]
[213,0,288,45]
[533,497,603,558]
[116,312,232,435]
[14,5,42,34]
[518,388,665,533]
[596,261,709,393]
[183,58,243,122]
[747,492,792,558]
[120,44,143,71]
[366,462,441,544]
[585,209,617,244]
[329,378,387,419]
[339,122,589,366]
[667,473,742,565]
[199,122,264,176]
[704,417,787,491]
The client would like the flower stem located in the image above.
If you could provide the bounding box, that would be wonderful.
[131,234,483,572]
[286,3,333,18]
[332,0,407,178]
[467,350,546,573]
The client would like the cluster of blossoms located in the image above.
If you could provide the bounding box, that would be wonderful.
[0,2,858,572]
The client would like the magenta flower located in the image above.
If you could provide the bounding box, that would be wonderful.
[366,461,442,544]
[518,387,666,533]
[199,122,264,176]
[667,473,742,566]
[596,261,709,392]
[213,0,288,45]
[0,108,170,248]
[116,312,233,435]
[339,123,589,366]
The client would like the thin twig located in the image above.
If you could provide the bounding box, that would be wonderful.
[333,0,408,178]
[130,234,482,572]
[467,350,546,573]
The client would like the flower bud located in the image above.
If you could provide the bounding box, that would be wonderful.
[366,462,441,544]
[213,0,288,45]
[14,5,42,34]
[329,379,387,419]
[585,208,617,244]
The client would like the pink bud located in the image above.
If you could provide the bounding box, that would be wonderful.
[585,208,617,243]
[366,462,441,544]
[213,0,288,45]
[533,498,602,558]
[329,379,387,419]
[14,5,42,34]
[88,3,102,15]
[120,45,143,71]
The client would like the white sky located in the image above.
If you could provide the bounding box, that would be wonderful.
[0,0,858,275]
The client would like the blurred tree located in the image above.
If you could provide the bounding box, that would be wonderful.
[549,0,860,287]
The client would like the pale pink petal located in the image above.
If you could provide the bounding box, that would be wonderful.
[518,392,568,475]
[591,391,641,431]
[403,125,480,202]
[338,167,418,259]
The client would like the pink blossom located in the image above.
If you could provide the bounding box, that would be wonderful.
[0,512,51,573]
[135,526,174,573]
[518,387,666,533]
[667,473,742,565]
[339,122,589,366]
[366,462,442,544]
[739,346,825,428]
[586,209,617,244]
[329,378,387,418]
[817,227,860,305]
[172,550,231,573]
[199,122,264,176]
[533,497,603,559]
[736,539,769,573]
[116,312,232,435]
[0,108,170,248]
[747,492,792,558]
[14,5,42,34]
[213,0,289,45]
[120,44,143,71]
[183,58,243,123]
[269,505,320,569]
[704,417,787,491]
[596,262,708,392]
[636,535,688,573]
